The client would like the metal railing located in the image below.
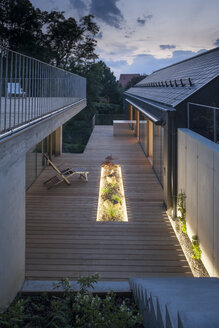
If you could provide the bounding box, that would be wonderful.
[0,47,86,136]
[187,102,219,143]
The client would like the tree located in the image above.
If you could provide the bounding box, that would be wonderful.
[44,13,99,68]
[98,61,123,104]
[0,0,46,59]
[0,0,99,67]
[125,74,147,90]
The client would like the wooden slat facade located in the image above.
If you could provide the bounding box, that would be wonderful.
[26,126,192,280]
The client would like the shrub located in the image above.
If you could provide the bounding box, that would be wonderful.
[177,193,187,234]
[0,274,143,328]
[191,235,202,260]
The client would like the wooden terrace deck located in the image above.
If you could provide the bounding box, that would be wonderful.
[26,126,192,281]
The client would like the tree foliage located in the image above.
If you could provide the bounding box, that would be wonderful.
[0,0,124,153]
[76,61,123,104]
[125,75,147,90]
[0,0,99,67]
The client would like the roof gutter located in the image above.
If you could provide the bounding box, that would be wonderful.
[125,98,163,125]
[124,92,175,112]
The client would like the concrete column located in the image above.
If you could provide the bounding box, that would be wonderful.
[54,126,62,156]
[0,156,26,308]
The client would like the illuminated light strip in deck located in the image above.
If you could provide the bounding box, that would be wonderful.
[97,165,128,222]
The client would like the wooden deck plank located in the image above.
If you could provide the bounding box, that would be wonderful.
[26,125,192,280]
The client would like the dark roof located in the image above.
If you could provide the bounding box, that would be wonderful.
[125,47,219,107]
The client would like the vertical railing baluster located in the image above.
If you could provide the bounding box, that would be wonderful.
[22,55,25,125]
[37,60,39,117]
[18,53,21,125]
[0,50,2,132]
[29,57,31,120]
[39,61,42,116]
[14,52,17,126]
[9,51,13,128]
[33,58,35,119]
[46,65,48,113]
[43,63,45,113]
[49,66,51,112]
[31,58,34,120]
[4,50,8,131]
[25,56,28,123]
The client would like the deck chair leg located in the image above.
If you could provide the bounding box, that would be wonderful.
[80,172,88,182]
[44,175,58,184]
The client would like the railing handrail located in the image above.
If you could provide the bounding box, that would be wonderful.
[0,46,85,80]
[187,101,219,143]
[0,47,86,135]
[188,102,219,111]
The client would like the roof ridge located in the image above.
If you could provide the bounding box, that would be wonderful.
[152,47,219,74]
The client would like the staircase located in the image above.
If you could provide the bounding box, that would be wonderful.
[129,277,219,328]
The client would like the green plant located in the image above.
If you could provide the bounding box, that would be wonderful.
[77,273,100,293]
[112,194,121,203]
[177,192,187,234]
[104,200,119,220]
[0,274,143,328]
[102,183,117,196]
[191,235,202,260]
[102,185,112,195]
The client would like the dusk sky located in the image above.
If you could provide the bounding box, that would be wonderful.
[31,0,219,78]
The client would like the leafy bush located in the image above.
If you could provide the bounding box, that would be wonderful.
[92,102,122,114]
[0,274,143,328]
[191,235,202,260]
[62,143,86,153]
[177,193,187,234]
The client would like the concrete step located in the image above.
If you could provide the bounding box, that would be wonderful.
[129,277,219,328]
[22,279,130,294]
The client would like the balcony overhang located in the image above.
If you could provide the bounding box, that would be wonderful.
[124,93,176,126]
[125,98,162,125]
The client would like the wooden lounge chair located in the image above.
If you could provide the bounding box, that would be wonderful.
[43,154,89,188]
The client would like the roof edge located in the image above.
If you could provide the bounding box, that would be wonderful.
[151,47,219,75]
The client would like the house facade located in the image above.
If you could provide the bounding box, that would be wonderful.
[124,47,219,276]
[124,47,219,216]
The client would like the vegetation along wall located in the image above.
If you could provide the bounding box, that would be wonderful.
[178,128,219,276]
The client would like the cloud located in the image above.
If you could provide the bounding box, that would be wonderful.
[69,0,87,11]
[108,49,207,78]
[214,38,219,46]
[136,14,152,26]
[105,59,128,68]
[160,44,176,50]
[90,0,123,28]
[96,31,103,39]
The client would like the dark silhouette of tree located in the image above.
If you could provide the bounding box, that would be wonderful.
[0,0,45,59]
[0,0,99,67]
[125,74,147,90]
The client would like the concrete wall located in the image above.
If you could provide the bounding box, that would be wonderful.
[0,100,86,308]
[178,128,219,276]
[0,157,25,307]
